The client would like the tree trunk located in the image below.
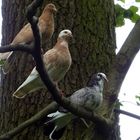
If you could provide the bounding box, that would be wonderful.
[0,0,120,140]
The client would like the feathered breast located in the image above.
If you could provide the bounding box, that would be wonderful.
[43,46,72,82]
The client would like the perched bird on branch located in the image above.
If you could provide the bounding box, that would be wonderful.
[13,29,73,98]
[43,73,108,140]
[0,3,57,72]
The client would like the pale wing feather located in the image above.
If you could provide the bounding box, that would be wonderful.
[13,68,44,98]
[12,23,33,45]
[69,87,102,111]
[13,49,60,98]
[46,111,73,131]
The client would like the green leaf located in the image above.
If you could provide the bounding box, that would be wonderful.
[116,15,125,27]
[123,6,140,23]
[131,14,140,22]
[115,4,125,15]
[115,4,125,27]
[115,4,140,26]
[129,6,138,13]
[136,0,140,2]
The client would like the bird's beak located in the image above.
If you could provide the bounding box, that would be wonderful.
[104,76,108,82]
[54,7,57,12]
[69,33,73,38]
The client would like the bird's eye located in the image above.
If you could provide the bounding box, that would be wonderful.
[64,31,68,34]
[97,74,102,80]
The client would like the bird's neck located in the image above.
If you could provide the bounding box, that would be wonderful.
[90,80,104,93]
[55,38,69,49]
[98,80,104,93]
[39,10,53,21]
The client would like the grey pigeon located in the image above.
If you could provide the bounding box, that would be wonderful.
[43,72,108,140]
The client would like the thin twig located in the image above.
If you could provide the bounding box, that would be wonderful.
[0,44,32,54]
[114,108,140,120]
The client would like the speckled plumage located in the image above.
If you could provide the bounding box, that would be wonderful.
[43,73,108,140]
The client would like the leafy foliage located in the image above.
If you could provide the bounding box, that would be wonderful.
[115,4,125,27]
[135,0,140,2]
[115,2,140,27]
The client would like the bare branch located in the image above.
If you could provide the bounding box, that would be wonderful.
[0,44,32,54]
[26,0,43,22]
[105,21,140,107]
[114,108,140,120]
[116,20,140,88]
[0,102,58,140]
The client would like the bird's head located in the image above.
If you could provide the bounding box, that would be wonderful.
[87,72,108,87]
[96,73,108,82]
[58,29,73,42]
[44,3,57,13]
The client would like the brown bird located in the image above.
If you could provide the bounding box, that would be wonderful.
[13,29,73,98]
[0,3,57,71]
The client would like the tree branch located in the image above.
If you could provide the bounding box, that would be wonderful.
[114,108,140,120]
[27,1,112,131]
[1,104,139,140]
[105,21,140,109]
[0,44,32,54]
[116,20,140,90]
[0,102,58,140]
[26,0,43,22]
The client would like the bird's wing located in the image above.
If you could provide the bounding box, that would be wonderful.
[69,87,100,111]
[43,111,73,139]
[13,68,44,98]
[43,49,58,71]
[13,48,60,99]
[12,23,33,45]
[1,24,33,73]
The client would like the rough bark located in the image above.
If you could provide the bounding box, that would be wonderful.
[0,0,121,140]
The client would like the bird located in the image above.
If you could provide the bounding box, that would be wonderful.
[13,29,73,98]
[43,72,108,140]
[0,3,57,72]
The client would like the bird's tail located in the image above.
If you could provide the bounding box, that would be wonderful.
[0,51,16,73]
[0,52,11,60]
[13,69,44,98]
[43,111,74,140]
